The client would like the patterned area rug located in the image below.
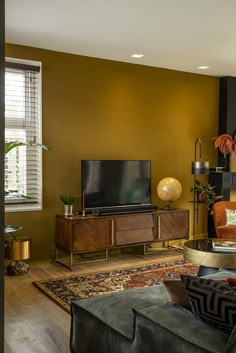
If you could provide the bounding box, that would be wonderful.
[33,258,198,313]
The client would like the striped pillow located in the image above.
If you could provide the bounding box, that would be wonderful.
[181,275,236,334]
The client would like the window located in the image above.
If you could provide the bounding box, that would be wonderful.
[5,58,42,212]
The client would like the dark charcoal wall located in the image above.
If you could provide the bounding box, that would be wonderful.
[218,76,236,167]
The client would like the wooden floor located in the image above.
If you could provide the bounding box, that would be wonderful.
[4,248,182,353]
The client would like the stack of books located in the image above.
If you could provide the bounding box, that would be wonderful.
[212,240,236,252]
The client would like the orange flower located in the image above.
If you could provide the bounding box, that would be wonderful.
[213,134,236,157]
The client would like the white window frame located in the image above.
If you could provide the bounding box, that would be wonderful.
[5,57,43,212]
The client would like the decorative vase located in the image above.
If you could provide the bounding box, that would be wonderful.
[64,205,73,216]
[197,192,207,203]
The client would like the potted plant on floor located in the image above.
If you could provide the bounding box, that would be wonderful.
[4,139,50,274]
[191,180,223,214]
[60,194,79,216]
[5,139,50,200]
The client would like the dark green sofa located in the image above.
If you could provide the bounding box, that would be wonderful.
[70,269,236,353]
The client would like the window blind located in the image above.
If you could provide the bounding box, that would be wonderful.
[5,60,42,209]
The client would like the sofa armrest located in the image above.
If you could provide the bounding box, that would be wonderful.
[224,325,236,353]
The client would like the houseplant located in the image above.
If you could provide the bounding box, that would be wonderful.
[5,140,50,155]
[60,194,79,216]
[4,140,50,274]
[191,180,223,214]
[5,140,50,199]
[213,133,236,172]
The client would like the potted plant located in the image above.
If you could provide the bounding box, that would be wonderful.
[191,180,223,214]
[4,139,50,274]
[213,133,236,172]
[5,140,50,199]
[60,194,79,216]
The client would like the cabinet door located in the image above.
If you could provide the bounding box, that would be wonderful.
[72,218,112,251]
[115,214,155,246]
[56,216,73,252]
[157,210,189,241]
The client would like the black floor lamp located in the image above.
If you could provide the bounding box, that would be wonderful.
[191,138,210,240]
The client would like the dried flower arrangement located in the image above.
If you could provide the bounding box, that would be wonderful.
[213,134,236,157]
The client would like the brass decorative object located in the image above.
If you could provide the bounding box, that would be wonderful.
[184,239,236,269]
[191,138,210,240]
[5,237,32,260]
[191,138,210,175]
[4,225,32,275]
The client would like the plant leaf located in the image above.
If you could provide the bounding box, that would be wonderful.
[5,140,51,155]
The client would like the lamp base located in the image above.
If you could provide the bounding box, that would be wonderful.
[160,202,176,210]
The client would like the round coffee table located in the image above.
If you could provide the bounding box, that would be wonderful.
[184,239,236,276]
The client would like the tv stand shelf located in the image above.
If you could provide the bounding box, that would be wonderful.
[55,209,189,269]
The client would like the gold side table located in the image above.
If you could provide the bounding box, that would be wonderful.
[4,225,32,275]
[184,239,236,276]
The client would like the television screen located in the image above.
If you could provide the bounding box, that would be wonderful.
[81,160,151,210]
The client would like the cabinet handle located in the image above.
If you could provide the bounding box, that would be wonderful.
[157,216,161,239]
[111,220,115,245]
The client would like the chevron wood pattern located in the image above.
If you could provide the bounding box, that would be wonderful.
[72,218,111,251]
[158,211,189,240]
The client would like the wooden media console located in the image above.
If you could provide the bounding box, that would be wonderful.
[55,208,189,269]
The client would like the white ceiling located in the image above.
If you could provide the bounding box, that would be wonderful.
[5,0,236,77]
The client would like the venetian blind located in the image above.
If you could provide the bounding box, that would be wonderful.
[5,60,42,209]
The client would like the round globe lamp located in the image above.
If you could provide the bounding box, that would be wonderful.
[157,177,182,209]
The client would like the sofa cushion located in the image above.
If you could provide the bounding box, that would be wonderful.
[217,225,236,239]
[181,275,236,334]
[133,302,230,353]
[203,269,236,280]
[72,283,168,340]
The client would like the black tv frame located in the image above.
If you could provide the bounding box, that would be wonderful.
[81,159,155,215]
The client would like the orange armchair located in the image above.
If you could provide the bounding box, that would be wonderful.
[212,201,236,239]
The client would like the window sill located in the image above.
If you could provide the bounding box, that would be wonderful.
[5,204,43,212]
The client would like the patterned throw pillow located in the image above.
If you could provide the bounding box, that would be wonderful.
[181,275,236,334]
[225,209,236,226]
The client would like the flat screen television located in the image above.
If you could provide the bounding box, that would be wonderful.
[81,160,151,210]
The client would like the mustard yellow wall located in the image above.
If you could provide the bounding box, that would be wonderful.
[5,43,219,259]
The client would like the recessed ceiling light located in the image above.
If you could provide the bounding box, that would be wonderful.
[131,54,144,58]
[197,65,210,70]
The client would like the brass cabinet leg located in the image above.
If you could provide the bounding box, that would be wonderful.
[70,253,73,270]
[54,247,58,263]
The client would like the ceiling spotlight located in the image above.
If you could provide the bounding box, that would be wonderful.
[131,54,144,58]
[197,65,210,70]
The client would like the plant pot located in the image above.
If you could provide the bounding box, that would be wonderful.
[5,237,32,260]
[64,205,73,216]
[197,192,207,203]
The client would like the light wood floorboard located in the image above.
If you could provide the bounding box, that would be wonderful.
[4,248,182,353]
